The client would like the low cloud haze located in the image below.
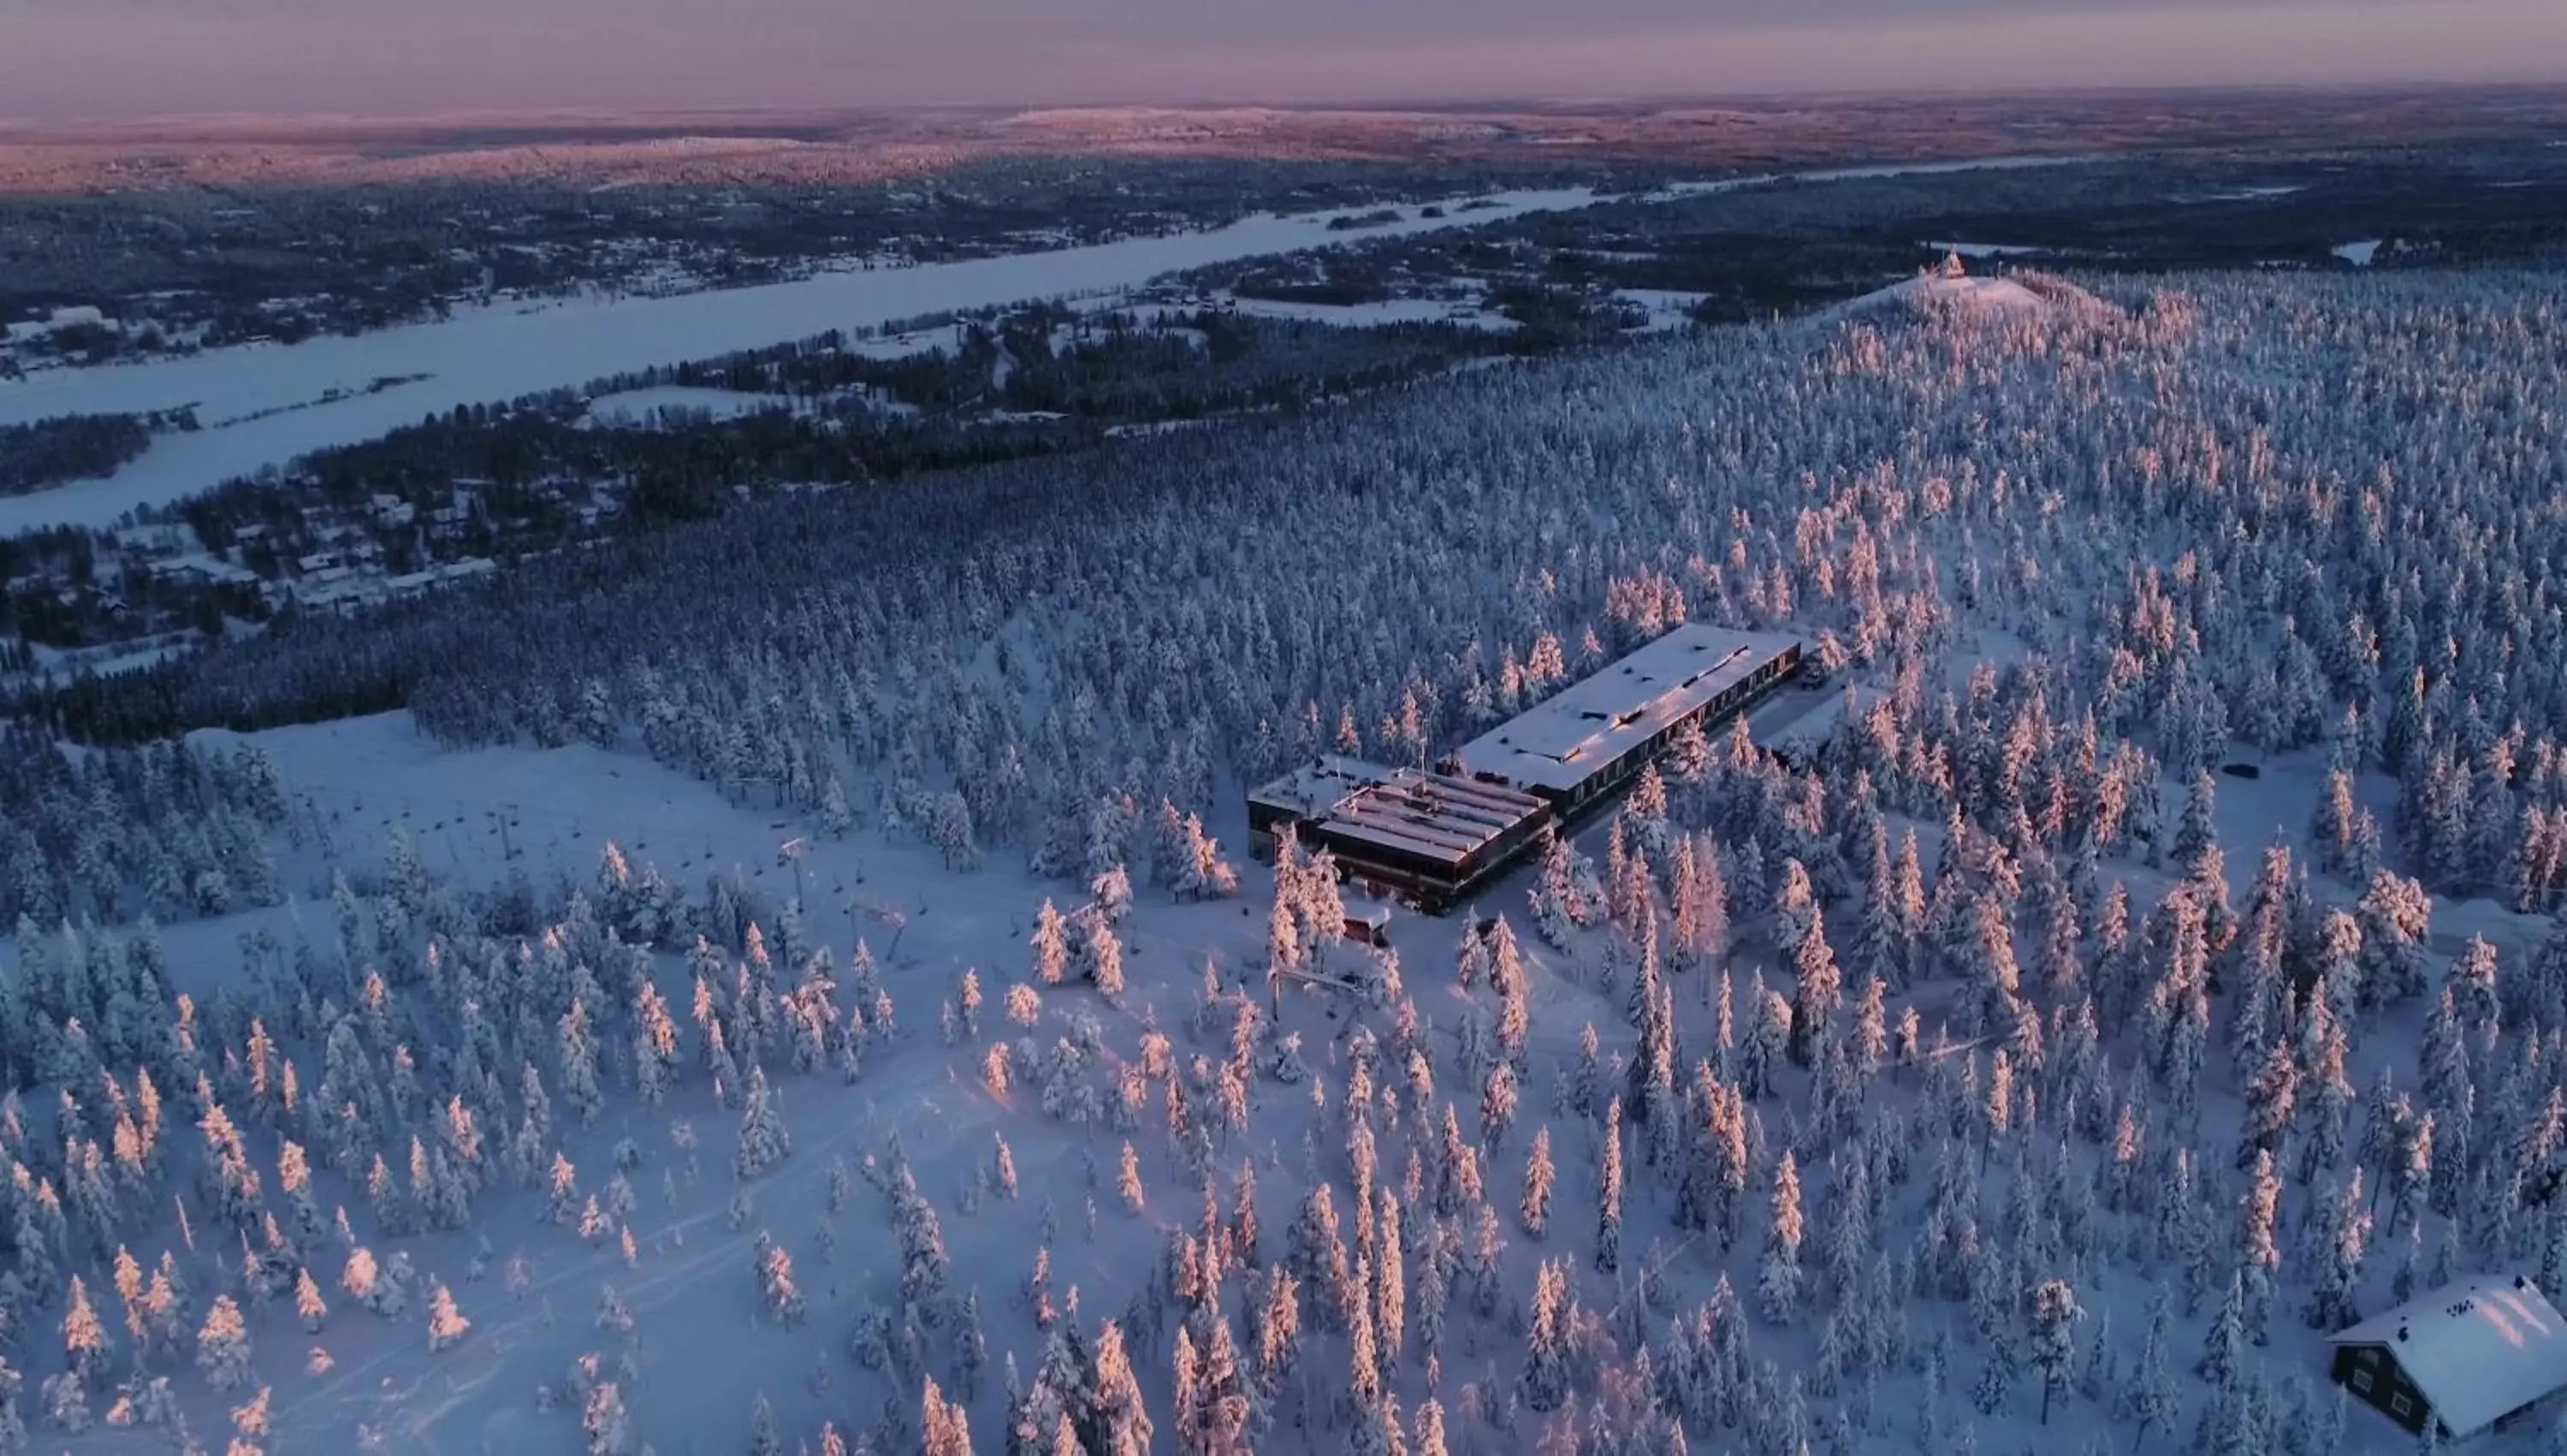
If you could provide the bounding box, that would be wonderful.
[3,0,2563,120]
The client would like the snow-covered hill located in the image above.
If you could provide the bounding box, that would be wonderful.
[1828,264,2113,328]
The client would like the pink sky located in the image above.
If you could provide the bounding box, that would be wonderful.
[2,0,2564,121]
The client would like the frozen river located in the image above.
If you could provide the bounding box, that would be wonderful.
[0,154,2093,533]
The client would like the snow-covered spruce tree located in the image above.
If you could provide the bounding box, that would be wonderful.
[2029,1278,2079,1425]
[892,1167,955,1311]
[2303,1166,2372,1331]
[1529,834,1580,949]
[62,1275,112,1384]
[1086,919,1127,1007]
[1017,897,1069,993]
[759,1240,807,1327]
[0,1358,23,1454]
[1759,1151,1804,1323]
[1521,1125,1554,1239]
[1521,1258,1572,1414]
[293,1267,329,1332]
[427,1281,471,1352]
[196,1294,253,1392]
[922,1375,975,1456]
[734,1064,791,1180]
[1596,1098,1625,1275]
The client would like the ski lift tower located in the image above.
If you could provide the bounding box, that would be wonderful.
[777,837,808,913]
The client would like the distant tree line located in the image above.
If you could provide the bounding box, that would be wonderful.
[0,413,160,497]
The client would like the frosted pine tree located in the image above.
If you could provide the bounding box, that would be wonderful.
[196,1294,253,1391]
[1090,1322,1153,1456]
[62,1275,111,1383]
[2200,1272,2246,1385]
[760,1242,806,1327]
[2173,772,2219,876]
[1597,1099,1625,1274]
[922,1375,974,1456]
[821,775,855,839]
[2029,1279,2078,1425]
[558,997,606,1127]
[734,1065,791,1181]
[2238,1149,2282,1340]
[892,1170,954,1310]
[1789,906,1842,1068]
[2303,1167,2372,1331]
[1375,1187,1405,1361]
[1759,1151,1804,1323]
[1119,1143,1146,1216]
[1530,836,1579,949]
[427,1281,470,1352]
[1088,921,1126,1007]
[2355,871,2433,1009]
[0,1358,22,1453]
[2297,994,2354,1183]
[1974,1329,2016,1417]
[1521,1258,1572,1413]
[1521,1126,1554,1238]
[39,1371,87,1435]
[2125,1288,2180,1448]
[1033,901,1070,986]
[1171,814,1240,903]
[293,1268,328,1333]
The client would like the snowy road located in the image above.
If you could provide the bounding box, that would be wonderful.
[0,153,2092,534]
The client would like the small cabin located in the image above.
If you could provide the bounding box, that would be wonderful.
[1341,900,1393,950]
[2326,1274,2567,1442]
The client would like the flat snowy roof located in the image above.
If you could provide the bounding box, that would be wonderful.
[1454,624,1803,793]
[1251,755,1547,869]
[2329,1275,2567,1438]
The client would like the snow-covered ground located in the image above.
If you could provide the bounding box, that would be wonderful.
[1925,241,2048,259]
[4,259,2564,1456]
[1222,296,1507,329]
[1614,289,1710,332]
[2335,240,2386,267]
[0,152,2105,536]
[581,387,796,428]
[1828,271,2065,323]
[59,671,2515,1456]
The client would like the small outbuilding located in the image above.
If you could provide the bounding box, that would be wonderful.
[2326,1274,2567,1442]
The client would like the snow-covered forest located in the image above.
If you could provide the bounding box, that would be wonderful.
[4,261,2567,1454]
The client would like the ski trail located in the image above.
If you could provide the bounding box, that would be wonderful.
[268,1046,1003,1447]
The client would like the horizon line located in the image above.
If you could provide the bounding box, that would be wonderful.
[8,78,2567,137]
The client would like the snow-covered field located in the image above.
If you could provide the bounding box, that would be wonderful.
[1615,290,1710,332]
[581,387,797,428]
[0,153,2100,536]
[1218,297,1515,331]
[1925,241,2049,259]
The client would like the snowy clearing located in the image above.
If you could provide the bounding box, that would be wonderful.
[581,388,797,428]
[1220,296,1515,331]
[1924,241,2049,259]
[1614,290,1710,333]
